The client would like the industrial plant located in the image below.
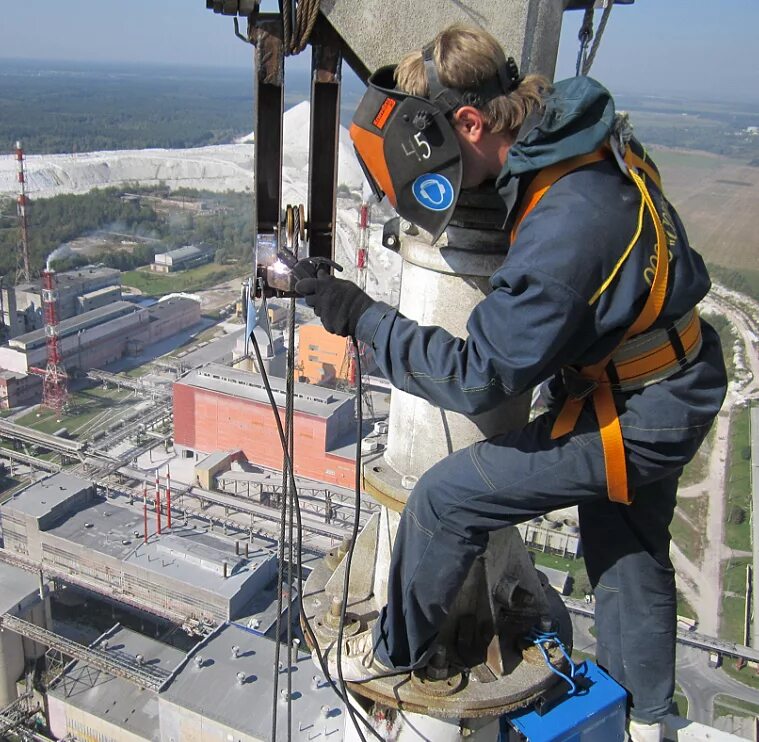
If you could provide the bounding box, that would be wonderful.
[0,2,758,742]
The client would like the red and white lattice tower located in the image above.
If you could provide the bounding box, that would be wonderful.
[343,202,372,388]
[15,141,31,284]
[40,270,69,413]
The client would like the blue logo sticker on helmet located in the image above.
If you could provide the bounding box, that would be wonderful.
[412,174,455,212]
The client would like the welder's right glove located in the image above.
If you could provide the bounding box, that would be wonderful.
[291,256,342,282]
[295,274,375,338]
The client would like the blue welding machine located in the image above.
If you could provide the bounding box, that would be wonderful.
[500,661,628,742]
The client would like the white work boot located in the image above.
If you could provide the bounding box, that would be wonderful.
[628,719,663,742]
[313,630,407,683]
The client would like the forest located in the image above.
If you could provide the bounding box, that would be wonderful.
[0,59,364,155]
[0,60,255,154]
[0,187,254,280]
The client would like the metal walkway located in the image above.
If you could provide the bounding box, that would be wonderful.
[0,548,188,625]
[0,419,84,456]
[563,596,759,664]
[0,615,171,691]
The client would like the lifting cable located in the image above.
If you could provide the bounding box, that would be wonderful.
[279,0,322,55]
[576,2,613,77]
[251,330,383,742]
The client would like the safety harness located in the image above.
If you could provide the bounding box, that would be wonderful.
[510,140,703,505]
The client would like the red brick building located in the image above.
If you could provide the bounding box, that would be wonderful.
[173,363,357,487]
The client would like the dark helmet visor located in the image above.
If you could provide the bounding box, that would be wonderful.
[350,66,462,243]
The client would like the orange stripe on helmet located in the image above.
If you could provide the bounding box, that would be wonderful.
[349,123,397,207]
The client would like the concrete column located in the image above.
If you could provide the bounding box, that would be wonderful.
[0,627,24,707]
[383,228,530,480]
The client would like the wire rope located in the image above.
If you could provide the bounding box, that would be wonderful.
[581,2,614,76]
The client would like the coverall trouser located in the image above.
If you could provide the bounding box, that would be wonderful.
[371,408,705,723]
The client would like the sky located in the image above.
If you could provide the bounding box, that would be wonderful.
[1,0,758,103]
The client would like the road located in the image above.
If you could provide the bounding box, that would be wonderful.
[569,612,759,727]
[669,285,759,637]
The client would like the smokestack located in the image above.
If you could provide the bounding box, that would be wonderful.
[166,466,172,529]
[223,561,228,578]
[143,484,148,544]
[45,245,73,273]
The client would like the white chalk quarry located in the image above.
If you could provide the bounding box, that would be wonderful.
[0,102,366,200]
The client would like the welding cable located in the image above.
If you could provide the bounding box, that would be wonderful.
[527,628,582,696]
[270,300,295,740]
[334,337,378,741]
[249,331,382,742]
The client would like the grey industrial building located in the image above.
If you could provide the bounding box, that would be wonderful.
[2,265,122,336]
[0,296,201,407]
[1,473,278,624]
[47,622,344,742]
[0,561,50,707]
[151,245,213,273]
[47,625,184,742]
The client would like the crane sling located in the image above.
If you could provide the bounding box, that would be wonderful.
[510,144,702,505]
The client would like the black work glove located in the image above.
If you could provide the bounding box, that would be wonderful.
[291,256,342,282]
[296,274,374,337]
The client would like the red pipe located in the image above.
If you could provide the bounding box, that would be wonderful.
[143,485,148,544]
[155,473,162,535]
[166,468,172,529]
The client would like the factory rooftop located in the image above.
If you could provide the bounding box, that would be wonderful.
[1,472,92,521]
[14,265,120,295]
[47,625,184,742]
[180,362,353,418]
[160,622,344,741]
[46,498,276,599]
[9,301,139,350]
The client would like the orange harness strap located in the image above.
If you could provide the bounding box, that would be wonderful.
[511,145,670,505]
[510,148,609,244]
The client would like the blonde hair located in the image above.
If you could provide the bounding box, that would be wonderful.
[395,24,551,137]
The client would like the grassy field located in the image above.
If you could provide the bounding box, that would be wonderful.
[652,147,759,273]
[673,685,689,718]
[676,590,697,621]
[722,661,759,691]
[724,406,752,552]
[529,550,591,599]
[670,510,704,567]
[121,262,247,296]
[722,557,752,649]
[714,694,759,721]
[720,595,749,645]
[15,386,137,440]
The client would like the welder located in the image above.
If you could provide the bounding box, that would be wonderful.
[295,24,726,742]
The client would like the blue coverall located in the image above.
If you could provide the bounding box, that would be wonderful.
[354,77,727,723]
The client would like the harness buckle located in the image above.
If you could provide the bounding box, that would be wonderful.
[561,367,598,400]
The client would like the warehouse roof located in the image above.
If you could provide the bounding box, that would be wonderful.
[9,301,140,350]
[45,497,276,599]
[160,622,343,741]
[78,284,121,301]
[155,245,211,264]
[179,363,352,419]
[48,625,184,742]
[1,472,92,520]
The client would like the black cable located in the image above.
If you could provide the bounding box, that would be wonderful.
[271,318,290,742]
[335,338,372,741]
[249,330,382,742]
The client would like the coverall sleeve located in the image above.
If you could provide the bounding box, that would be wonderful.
[355,267,591,415]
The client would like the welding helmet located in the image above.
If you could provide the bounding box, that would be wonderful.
[349,48,521,243]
